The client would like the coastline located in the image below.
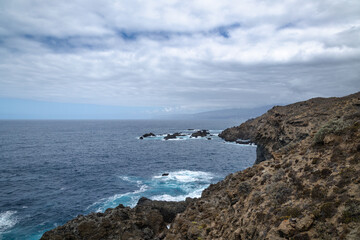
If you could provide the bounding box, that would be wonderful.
[42,92,360,239]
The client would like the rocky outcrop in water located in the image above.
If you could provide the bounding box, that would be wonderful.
[164,132,185,140]
[190,130,210,138]
[140,133,156,139]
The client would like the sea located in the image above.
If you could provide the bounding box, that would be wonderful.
[0,119,256,239]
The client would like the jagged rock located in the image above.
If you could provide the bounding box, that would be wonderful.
[295,214,314,232]
[41,204,166,240]
[190,130,209,138]
[164,132,185,140]
[142,133,156,138]
[137,197,192,223]
[278,219,296,237]
[41,198,192,240]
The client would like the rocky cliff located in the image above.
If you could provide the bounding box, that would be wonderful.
[42,92,360,239]
[41,197,193,240]
[165,92,360,239]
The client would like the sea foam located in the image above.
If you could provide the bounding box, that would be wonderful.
[0,211,18,233]
[88,170,215,212]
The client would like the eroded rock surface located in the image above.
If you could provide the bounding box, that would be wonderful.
[41,199,192,240]
[166,92,360,239]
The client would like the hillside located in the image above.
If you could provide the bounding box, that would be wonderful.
[166,92,360,239]
[42,92,360,239]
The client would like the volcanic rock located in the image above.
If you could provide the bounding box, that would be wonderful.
[42,92,360,240]
[165,92,360,239]
[190,130,209,138]
[41,198,192,240]
[142,133,156,138]
[164,132,185,140]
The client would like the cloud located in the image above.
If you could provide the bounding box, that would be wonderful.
[0,0,359,113]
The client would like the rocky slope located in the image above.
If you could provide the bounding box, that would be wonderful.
[42,92,360,239]
[165,92,360,239]
[41,198,192,240]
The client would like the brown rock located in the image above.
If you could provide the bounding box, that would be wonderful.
[278,219,296,237]
[295,215,314,232]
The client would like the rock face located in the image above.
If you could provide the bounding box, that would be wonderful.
[42,92,360,240]
[165,92,360,239]
[137,197,193,223]
[219,92,360,164]
[41,198,192,240]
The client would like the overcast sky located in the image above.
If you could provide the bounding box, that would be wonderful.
[0,0,359,118]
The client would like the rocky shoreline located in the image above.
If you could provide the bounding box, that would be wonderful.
[42,92,360,239]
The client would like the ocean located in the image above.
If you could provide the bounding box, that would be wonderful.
[0,120,256,239]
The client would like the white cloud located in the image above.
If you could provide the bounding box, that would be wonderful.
[0,0,359,113]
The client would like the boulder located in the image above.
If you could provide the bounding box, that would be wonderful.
[137,197,193,223]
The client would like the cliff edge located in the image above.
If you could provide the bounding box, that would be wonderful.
[165,92,360,239]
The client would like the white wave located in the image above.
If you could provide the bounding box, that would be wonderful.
[119,176,131,182]
[166,138,186,141]
[209,130,223,132]
[151,185,208,202]
[89,170,216,212]
[153,170,214,183]
[223,141,257,147]
[87,184,148,212]
[119,176,143,186]
[0,211,18,232]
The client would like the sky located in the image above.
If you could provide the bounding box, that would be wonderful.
[0,0,359,119]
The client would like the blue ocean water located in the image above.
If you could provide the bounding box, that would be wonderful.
[0,120,256,239]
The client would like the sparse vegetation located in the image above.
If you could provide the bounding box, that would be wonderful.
[318,202,336,219]
[280,206,302,219]
[311,185,326,200]
[238,181,252,195]
[340,200,360,223]
[266,182,292,204]
[313,119,347,145]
